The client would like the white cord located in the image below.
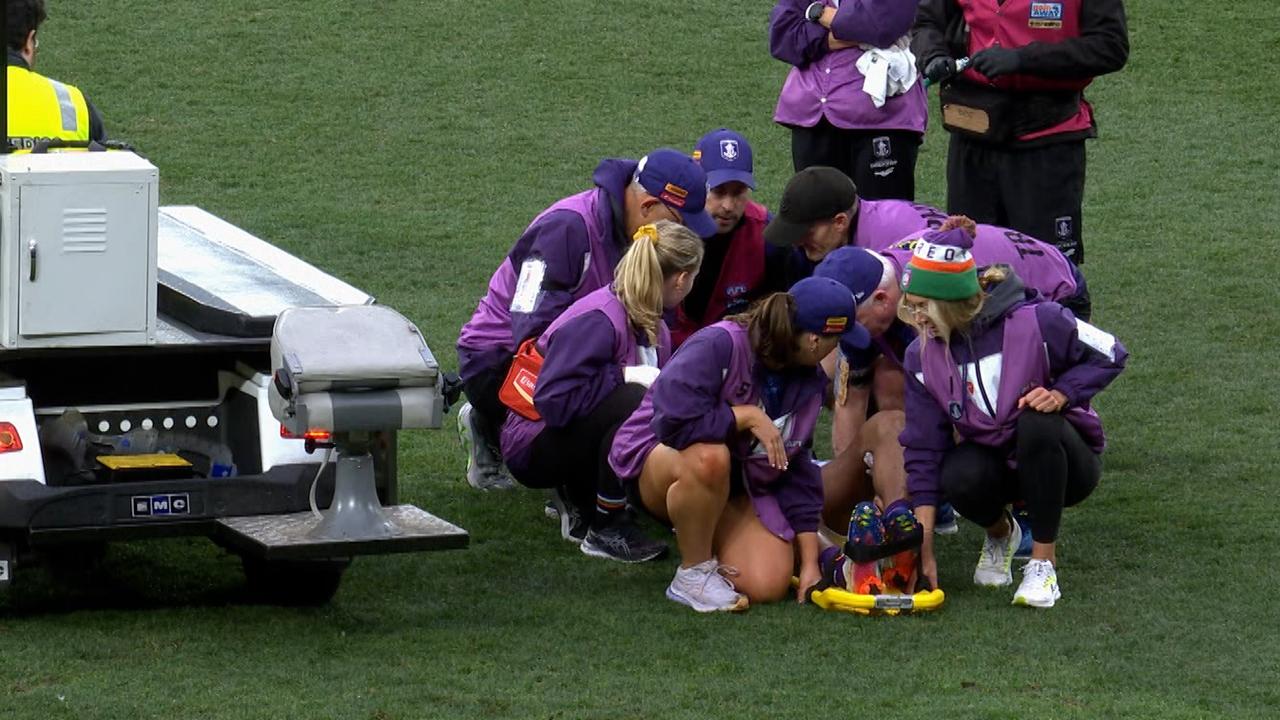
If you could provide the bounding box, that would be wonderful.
[309,447,334,519]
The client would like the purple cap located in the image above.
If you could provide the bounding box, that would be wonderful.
[693,128,756,190]
[814,247,887,305]
[789,277,872,350]
[634,148,717,238]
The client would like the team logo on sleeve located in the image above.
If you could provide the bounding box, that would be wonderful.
[719,139,740,161]
[1029,2,1063,28]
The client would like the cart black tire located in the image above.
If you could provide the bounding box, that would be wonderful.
[240,556,351,606]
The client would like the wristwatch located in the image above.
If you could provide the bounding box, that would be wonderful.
[805,2,825,23]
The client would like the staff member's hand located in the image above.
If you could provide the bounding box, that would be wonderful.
[924,56,959,84]
[970,47,1022,79]
[1018,386,1069,413]
[735,406,787,470]
[909,505,939,593]
[796,560,822,604]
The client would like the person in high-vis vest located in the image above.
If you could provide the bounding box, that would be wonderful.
[6,0,107,152]
[912,0,1128,265]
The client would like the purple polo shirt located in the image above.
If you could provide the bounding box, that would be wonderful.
[769,0,927,132]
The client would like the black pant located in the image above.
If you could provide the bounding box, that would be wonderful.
[946,134,1087,264]
[790,120,921,201]
[514,383,647,525]
[939,412,1100,544]
[461,356,513,452]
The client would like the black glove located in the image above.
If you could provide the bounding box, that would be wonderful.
[923,56,958,84]
[969,47,1022,79]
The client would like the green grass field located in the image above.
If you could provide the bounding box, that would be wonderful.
[3,1,1279,718]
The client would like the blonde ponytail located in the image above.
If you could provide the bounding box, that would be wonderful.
[614,220,704,344]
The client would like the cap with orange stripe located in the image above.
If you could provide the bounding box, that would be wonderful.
[901,228,981,300]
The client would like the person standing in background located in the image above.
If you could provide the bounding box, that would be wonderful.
[912,0,1128,264]
[769,0,926,200]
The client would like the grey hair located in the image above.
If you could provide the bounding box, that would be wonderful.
[858,251,898,308]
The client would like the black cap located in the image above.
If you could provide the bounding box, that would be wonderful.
[763,166,859,247]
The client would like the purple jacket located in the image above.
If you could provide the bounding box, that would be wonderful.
[609,322,826,540]
[456,159,635,381]
[770,0,927,133]
[851,198,943,249]
[778,198,937,289]
[500,287,670,475]
[899,277,1128,508]
[878,226,1079,303]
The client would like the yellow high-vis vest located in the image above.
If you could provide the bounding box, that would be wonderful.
[7,64,91,151]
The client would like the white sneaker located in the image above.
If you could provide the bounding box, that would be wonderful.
[1013,559,1062,608]
[456,402,514,490]
[665,559,749,613]
[973,511,1022,587]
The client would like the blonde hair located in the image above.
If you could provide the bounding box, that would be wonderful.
[898,265,1010,342]
[614,220,704,344]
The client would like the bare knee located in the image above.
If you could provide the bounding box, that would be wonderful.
[680,444,730,488]
[730,554,793,604]
[864,410,905,443]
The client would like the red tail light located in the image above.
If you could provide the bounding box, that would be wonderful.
[0,422,23,453]
[279,424,332,442]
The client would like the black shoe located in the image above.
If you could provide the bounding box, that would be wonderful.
[580,516,669,563]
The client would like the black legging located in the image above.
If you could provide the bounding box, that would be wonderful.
[513,383,647,522]
[939,411,1100,543]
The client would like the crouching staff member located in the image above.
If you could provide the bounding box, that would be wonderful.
[500,221,703,563]
[669,128,777,349]
[896,228,1126,608]
[610,278,871,613]
[456,149,715,490]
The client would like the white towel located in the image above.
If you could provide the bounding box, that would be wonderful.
[856,37,919,108]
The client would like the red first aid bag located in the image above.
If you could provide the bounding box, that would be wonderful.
[498,338,544,421]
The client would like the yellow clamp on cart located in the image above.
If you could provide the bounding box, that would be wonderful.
[794,578,945,616]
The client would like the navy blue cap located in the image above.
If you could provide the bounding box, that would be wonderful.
[814,246,887,306]
[693,128,756,190]
[634,149,717,238]
[789,276,872,350]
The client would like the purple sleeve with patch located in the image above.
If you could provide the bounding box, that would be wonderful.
[769,0,831,67]
[509,210,592,344]
[534,312,624,428]
[651,329,738,449]
[1037,302,1128,407]
[830,0,919,48]
[900,342,953,509]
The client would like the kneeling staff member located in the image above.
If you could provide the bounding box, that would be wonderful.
[500,221,703,562]
[610,278,871,613]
